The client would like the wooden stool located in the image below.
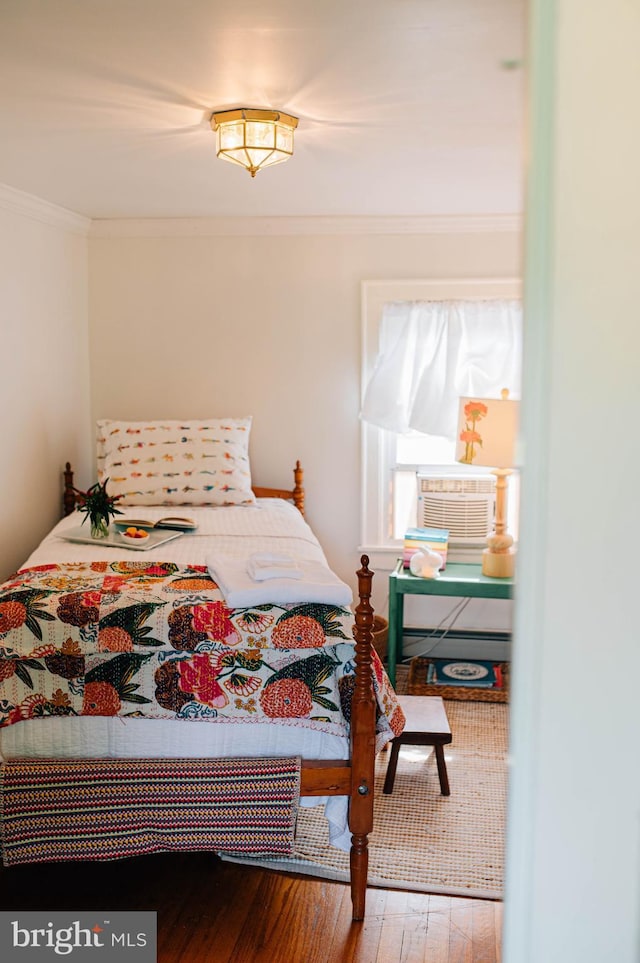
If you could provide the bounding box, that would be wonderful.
[383,695,452,795]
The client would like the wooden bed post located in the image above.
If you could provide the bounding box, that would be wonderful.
[349,554,376,921]
[251,462,305,515]
[63,462,76,517]
[292,460,305,516]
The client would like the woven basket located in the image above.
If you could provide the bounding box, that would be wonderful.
[371,616,388,662]
[408,657,509,703]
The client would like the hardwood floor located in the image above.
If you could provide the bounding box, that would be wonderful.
[0,853,502,962]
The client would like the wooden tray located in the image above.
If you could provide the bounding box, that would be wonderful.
[407,657,509,703]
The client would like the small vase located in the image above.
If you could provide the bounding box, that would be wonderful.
[90,516,110,539]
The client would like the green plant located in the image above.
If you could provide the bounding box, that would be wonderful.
[74,479,123,536]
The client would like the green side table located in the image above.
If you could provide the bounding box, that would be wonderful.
[387,559,514,687]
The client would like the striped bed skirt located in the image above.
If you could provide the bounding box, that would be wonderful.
[0,756,301,866]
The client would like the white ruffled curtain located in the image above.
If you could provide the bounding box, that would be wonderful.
[361,299,523,440]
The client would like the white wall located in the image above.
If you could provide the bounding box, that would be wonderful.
[0,188,91,580]
[504,2,640,961]
[88,224,521,598]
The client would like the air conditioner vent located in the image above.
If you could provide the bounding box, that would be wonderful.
[419,476,496,495]
[417,475,496,544]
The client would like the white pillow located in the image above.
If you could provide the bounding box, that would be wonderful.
[96,418,256,507]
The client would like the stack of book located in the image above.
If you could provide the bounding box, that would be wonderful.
[403,526,449,570]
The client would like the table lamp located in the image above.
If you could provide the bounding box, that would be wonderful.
[455,389,519,578]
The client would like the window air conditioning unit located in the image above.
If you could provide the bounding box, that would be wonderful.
[417,474,496,545]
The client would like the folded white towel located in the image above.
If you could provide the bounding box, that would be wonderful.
[207,552,352,608]
[247,552,302,581]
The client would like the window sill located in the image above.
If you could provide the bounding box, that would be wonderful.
[358,543,489,569]
[357,545,404,573]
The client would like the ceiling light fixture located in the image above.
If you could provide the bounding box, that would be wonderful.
[210,108,298,178]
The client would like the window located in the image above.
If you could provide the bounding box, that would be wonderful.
[360,279,522,563]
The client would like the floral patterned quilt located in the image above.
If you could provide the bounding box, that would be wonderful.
[0,561,404,741]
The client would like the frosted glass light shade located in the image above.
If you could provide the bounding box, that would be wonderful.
[211,108,298,177]
[455,393,519,468]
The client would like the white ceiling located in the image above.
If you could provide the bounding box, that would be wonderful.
[0,0,526,221]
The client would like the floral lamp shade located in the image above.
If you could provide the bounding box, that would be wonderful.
[455,392,519,469]
[455,389,520,578]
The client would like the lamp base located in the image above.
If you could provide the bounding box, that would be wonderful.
[482,546,515,579]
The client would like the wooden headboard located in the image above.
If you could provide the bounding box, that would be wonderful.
[63,461,305,517]
[252,460,305,516]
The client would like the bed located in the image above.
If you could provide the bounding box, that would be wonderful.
[0,418,403,920]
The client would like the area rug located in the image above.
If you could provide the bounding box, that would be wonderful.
[224,699,508,900]
[408,656,509,703]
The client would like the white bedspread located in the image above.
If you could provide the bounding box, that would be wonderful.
[24,499,325,568]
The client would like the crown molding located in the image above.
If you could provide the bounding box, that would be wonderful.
[0,183,91,235]
[0,188,522,238]
[89,213,522,239]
